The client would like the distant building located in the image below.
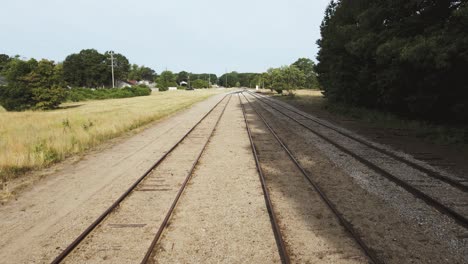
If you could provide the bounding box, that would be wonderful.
[115,80,132,88]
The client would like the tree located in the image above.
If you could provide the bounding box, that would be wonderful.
[316,0,468,123]
[63,49,129,88]
[191,79,209,89]
[176,71,189,84]
[0,54,11,73]
[0,58,66,110]
[63,49,108,87]
[264,66,305,94]
[104,51,130,81]
[156,70,177,91]
[292,58,319,89]
[128,64,156,81]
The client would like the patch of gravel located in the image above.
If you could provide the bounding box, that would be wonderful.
[241,95,369,263]
[152,94,280,263]
[256,93,467,184]
[246,93,468,264]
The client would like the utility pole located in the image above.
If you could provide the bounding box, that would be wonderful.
[109,51,115,88]
[208,74,211,88]
[188,73,191,89]
[225,68,228,88]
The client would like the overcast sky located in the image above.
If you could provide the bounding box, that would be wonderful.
[0,0,330,75]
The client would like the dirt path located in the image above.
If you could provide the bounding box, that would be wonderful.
[0,93,227,264]
[152,94,280,263]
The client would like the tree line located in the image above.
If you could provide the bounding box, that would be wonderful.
[0,50,221,110]
[216,58,319,93]
[0,47,320,111]
[0,50,158,110]
[316,0,468,123]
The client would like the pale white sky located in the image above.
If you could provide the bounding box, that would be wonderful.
[0,0,330,75]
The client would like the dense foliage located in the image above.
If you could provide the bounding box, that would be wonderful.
[292,58,319,89]
[156,71,177,91]
[316,0,468,123]
[0,58,66,110]
[67,85,151,102]
[63,49,130,87]
[128,64,157,81]
[263,66,306,94]
[191,79,209,89]
[0,50,156,111]
[218,72,260,88]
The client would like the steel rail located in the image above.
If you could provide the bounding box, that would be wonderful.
[246,92,468,229]
[238,93,291,264]
[140,94,233,263]
[241,92,382,264]
[248,91,468,193]
[51,93,233,264]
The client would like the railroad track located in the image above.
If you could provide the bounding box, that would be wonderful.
[239,92,381,264]
[51,93,233,263]
[238,93,290,264]
[246,90,468,229]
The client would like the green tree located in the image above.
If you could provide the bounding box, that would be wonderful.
[63,49,108,87]
[128,64,156,81]
[156,70,177,91]
[176,71,189,84]
[292,58,319,89]
[0,58,66,110]
[265,66,305,94]
[191,79,209,89]
[0,54,11,73]
[316,0,468,123]
[104,51,130,81]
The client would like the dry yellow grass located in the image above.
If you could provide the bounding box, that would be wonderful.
[0,89,226,182]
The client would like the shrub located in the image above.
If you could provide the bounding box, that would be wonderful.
[0,84,34,111]
[33,86,67,110]
[66,86,151,102]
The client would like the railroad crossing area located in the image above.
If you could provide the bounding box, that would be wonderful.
[0,91,467,263]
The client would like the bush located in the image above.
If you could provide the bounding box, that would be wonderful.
[33,86,67,110]
[191,79,209,89]
[0,84,67,111]
[0,84,34,111]
[66,85,151,102]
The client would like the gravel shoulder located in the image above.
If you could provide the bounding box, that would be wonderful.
[241,95,368,263]
[246,92,467,263]
[0,93,227,264]
[152,94,280,263]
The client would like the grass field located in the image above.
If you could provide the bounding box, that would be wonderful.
[0,89,226,183]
